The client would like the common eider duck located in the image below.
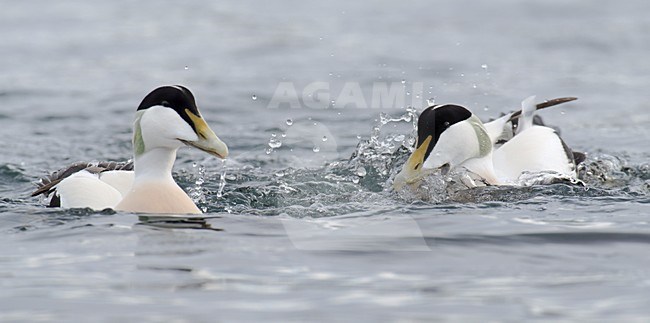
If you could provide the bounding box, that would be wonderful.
[394,96,582,189]
[32,85,228,214]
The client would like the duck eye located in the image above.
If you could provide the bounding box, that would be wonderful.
[161,100,170,107]
[444,121,450,127]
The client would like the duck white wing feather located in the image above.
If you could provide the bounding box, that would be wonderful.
[493,125,575,182]
[98,170,134,197]
[56,170,124,210]
[517,95,537,134]
[483,113,513,146]
[32,161,134,209]
[484,96,579,147]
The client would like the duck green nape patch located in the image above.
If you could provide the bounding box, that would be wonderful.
[133,114,145,156]
[469,115,492,157]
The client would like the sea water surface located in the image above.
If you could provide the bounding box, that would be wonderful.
[1,0,649,321]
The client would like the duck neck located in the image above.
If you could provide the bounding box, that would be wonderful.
[133,147,178,183]
[461,153,502,185]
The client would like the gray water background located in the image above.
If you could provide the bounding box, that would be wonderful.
[1,0,649,321]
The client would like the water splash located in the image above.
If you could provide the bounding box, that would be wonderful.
[192,109,427,217]
[578,154,650,195]
[344,107,419,191]
[189,162,207,212]
[216,159,228,199]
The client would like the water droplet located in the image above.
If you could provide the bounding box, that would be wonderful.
[281,133,287,138]
[265,148,272,154]
[271,133,276,138]
[356,167,367,177]
[268,139,282,149]
[286,118,293,126]
[251,94,257,100]
[401,79,406,84]
[427,98,436,106]
[322,136,328,142]
[274,171,285,177]
[394,134,405,142]
[481,64,488,69]
[313,146,320,153]
[472,84,477,89]
[407,137,416,146]
[352,177,360,184]
[483,106,489,111]
[184,66,189,70]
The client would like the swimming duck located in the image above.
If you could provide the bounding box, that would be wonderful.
[393,96,581,190]
[32,85,228,214]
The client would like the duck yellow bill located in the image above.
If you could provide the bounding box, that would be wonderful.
[181,109,229,159]
[393,135,432,190]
